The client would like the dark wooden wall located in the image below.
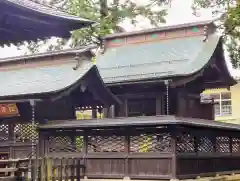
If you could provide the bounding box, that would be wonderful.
[110,84,214,120]
[36,97,76,121]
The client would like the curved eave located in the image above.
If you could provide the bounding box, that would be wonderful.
[0,65,120,106]
[4,0,95,24]
[0,0,95,45]
[82,66,121,106]
[50,65,121,106]
[98,34,221,85]
[0,62,93,101]
[217,38,237,86]
[101,34,235,87]
[169,37,237,87]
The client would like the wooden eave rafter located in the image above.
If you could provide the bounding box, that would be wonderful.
[4,14,70,38]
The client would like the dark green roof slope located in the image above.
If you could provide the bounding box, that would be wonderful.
[0,59,119,105]
[0,60,92,97]
[97,34,221,84]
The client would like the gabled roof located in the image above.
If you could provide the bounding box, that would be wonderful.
[0,60,92,97]
[0,51,119,105]
[0,0,95,45]
[0,45,96,63]
[97,33,222,84]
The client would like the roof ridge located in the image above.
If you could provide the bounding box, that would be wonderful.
[0,45,97,63]
[103,18,219,40]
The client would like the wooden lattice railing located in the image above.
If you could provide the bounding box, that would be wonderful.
[0,157,84,181]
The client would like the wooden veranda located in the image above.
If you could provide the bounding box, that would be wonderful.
[38,116,240,180]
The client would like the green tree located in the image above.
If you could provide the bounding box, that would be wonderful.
[193,0,240,68]
[24,0,169,53]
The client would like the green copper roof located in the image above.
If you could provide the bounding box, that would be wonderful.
[0,60,93,98]
[97,34,221,84]
[0,46,120,105]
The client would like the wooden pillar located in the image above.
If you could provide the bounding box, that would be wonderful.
[92,108,97,119]
[194,136,198,154]
[124,99,128,117]
[124,131,130,178]
[8,123,14,158]
[38,119,47,158]
[161,94,165,115]
[38,131,45,158]
[118,97,128,117]
[170,126,177,179]
[156,94,162,115]
[230,134,233,153]
[83,130,88,176]
[212,134,216,153]
[103,107,109,118]
[71,131,76,151]
[109,105,115,118]
[103,105,117,118]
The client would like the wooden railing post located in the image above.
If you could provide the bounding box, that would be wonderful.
[46,157,52,181]
[124,134,130,178]
[52,158,56,181]
[40,158,45,181]
[59,158,63,181]
[65,158,69,181]
[30,158,35,181]
[70,158,74,181]
[76,158,81,181]
[0,158,30,181]
[170,126,177,179]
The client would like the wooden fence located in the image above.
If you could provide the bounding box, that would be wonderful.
[0,157,83,181]
[0,158,29,180]
[37,157,84,181]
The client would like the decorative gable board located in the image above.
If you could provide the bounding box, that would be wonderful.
[145,32,166,41]
[104,25,208,49]
[127,35,146,44]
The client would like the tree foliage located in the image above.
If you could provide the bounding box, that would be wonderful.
[193,0,240,68]
[24,0,169,54]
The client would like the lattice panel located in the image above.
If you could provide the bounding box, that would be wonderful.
[130,133,171,153]
[232,137,240,152]
[216,136,230,153]
[88,135,125,152]
[176,133,194,153]
[14,123,39,142]
[0,124,8,141]
[49,136,83,153]
[197,136,213,152]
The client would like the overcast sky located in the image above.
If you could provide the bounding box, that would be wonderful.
[0,0,239,76]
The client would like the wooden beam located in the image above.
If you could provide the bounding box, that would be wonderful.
[0,99,42,103]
